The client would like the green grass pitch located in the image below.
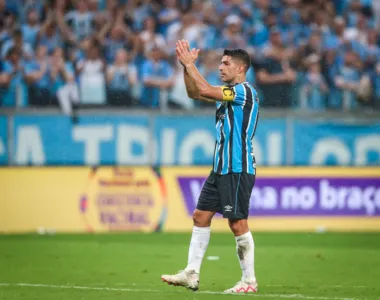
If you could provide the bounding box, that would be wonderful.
[1,232,380,300]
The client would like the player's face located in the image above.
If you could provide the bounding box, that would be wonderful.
[219,55,242,83]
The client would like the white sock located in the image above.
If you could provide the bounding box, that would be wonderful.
[235,231,256,282]
[185,226,210,274]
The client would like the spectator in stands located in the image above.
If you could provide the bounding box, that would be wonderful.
[37,18,63,55]
[1,29,33,60]
[365,29,380,69]
[197,50,221,107]
[170,58,195,110]
[1,0,380,112]
[198,4,219,51]
[98,0,119,23]
[373,0,380,21]
[44,0,70,19]
[0,47,25,107]
[214,0,253,21]
[106,48,137,106]
[346,0,367,27]
[158,0,180,36]
[66,36,92,68]
[21,9,40,47]
[278,8,299,46]
[218,15,247,50]
[0,1,17,32]
[139,16,166,57]
[344,12,369,45]
[24,44,56,106]
[297,30,323,70]
[252,0,271,25]
[300,54,328,109]
[303,0,335,20]
[167,12,203,55]
[334,50,362,110]
[282,0,301,21]
[321,48,339,89]
[256,28,297,107]
[63,0,95,43]
[17,0,44,23]
[76,39,106,104]
[51,47,79,118]
[201,50,221,87]
[189,0,205,21]
[125,0,157,32]
[310,10,332,37]
[250,8,281,49]
[0,0,8,20]
[0,19,10,52]
[102,24,136,64]
[88,0,100,13]
[141,46,174,109]
[371,60,380,108]
[324,16,346,50]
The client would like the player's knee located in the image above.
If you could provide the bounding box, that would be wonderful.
[228,219,249,236]
[192,210,212,227]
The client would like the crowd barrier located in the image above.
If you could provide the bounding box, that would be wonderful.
[1,166,380,233]
[0,112,380,166]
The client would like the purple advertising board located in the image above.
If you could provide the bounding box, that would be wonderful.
[177,176,380,217]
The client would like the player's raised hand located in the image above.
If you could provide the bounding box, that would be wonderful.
[176,39,200,67]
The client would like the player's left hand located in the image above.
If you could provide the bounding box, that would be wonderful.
[176,39,200,67]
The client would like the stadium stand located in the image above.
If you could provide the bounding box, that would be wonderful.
[1,0,380,114]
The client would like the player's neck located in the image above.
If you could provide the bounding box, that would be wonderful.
[230,76,246,85]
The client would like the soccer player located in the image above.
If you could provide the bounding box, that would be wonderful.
[161,40,259,294]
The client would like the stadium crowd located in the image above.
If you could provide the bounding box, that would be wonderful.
[1,0,380,115]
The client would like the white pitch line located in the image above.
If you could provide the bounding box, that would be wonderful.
[0,282,365,300]
[264,284,367,289]
[16,283,159,293]
[126,282,367,289]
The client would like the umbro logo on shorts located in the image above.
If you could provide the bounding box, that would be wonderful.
[224,205,233,212]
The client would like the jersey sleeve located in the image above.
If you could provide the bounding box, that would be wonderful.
[220,83,245,105]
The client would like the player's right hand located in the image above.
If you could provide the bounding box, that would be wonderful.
[176,39,199,66]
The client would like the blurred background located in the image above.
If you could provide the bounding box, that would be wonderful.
[0,0,380,234]
[1,0,380,111]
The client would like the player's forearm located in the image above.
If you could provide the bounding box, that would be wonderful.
[184,63,210,97]
[184,68,200,98]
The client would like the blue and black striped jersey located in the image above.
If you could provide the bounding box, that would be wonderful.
[213,82,259,175]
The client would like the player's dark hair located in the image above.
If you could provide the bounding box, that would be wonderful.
[223,49,251,72]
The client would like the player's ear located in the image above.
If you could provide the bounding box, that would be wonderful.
[238,64,244,74]
[240,64,248,74]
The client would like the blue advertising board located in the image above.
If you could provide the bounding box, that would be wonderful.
[293,121,380,166]
[12,115,149,165]
[153,116,286,166]
[9,114,380,166]
[0,116,7,165]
